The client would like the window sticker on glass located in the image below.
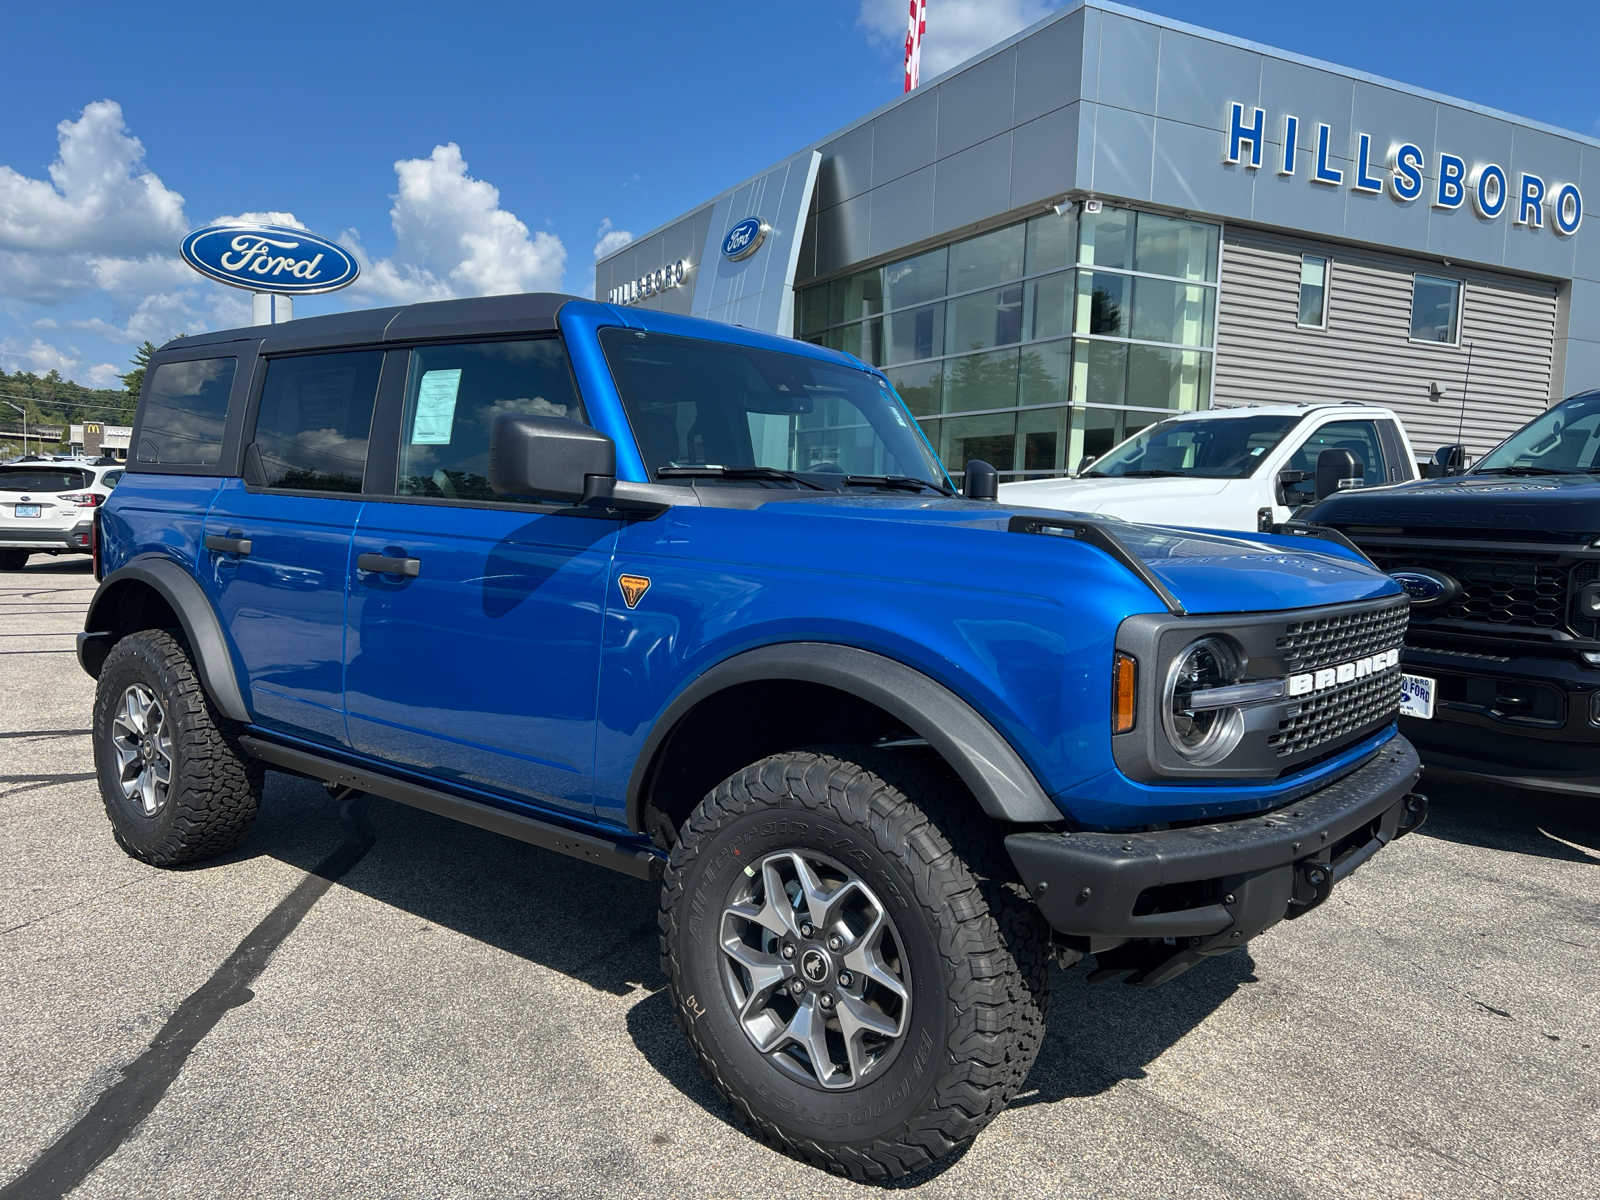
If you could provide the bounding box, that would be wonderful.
[412,369,463,445]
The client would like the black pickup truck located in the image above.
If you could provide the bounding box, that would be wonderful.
[1310,388,1600,796]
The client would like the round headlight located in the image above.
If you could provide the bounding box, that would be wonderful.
[1163,636,1246,765]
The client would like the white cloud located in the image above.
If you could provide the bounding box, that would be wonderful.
[84,363,122,388]
[0,337,80,377]
[594,217,633,260]
[857,0,1063,78]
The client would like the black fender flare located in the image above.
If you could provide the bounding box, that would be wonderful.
[80,556,251,724]
[625,642,1063,828]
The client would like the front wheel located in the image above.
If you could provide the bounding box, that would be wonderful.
[659,751,1048,1181]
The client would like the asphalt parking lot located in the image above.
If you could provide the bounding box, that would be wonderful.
[0,558,1595,1199]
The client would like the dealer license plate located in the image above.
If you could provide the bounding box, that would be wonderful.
[1400,673,1435,720]
[14,504,40,518]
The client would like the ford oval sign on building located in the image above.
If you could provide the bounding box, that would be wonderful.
[180,223,360,294]
[722,218,768,262]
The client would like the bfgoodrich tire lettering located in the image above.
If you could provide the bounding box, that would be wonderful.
[92,628,262,866]
[660,751,1048,1181]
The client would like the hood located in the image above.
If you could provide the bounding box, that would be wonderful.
[997,474,1232,515]
[744,492,1399,616]
[1309,472,1600,539]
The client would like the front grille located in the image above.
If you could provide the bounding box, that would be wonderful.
[1269,670,1403,758]
[1275,598,1409,674]
[1365,549,1581,639]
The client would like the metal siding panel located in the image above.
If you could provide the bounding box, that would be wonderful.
[1503,219,1578,279]
[1426,201,1514,269]
[932,134,1013,237]
[817,122,874,208]
[1080,4,1101,103]
[1250,145,1349,230]
[1344,185,1433,259]
[1088,103,1154,201]
[1349,83,1439,166]
[869,165,936,259]
[1563,338,1600,394]
[1434,106,1517,178]
[1576,147,1600,282]
[936,49,1017,159]
[1095,14,1159,113]
[1257,59,1354,151]
[796,208,818,285]
[1015,8,1085,124]
[1153,116,1254,220]
[871,91,938,188]
[1213,227,1558,458]
[1009,104,1079,210]
[1154,30,1260,129]
[1567,278,1600,344]
[660,218,697,270]
[815,193,870,276]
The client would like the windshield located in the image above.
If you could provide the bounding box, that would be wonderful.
[599,328,948,490]
[1084,414,1300,479]
[1474,392,1600,474]
[0,467,92,493]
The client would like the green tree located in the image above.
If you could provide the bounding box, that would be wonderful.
[121,341,159,401]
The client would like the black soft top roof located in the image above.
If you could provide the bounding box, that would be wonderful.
[162,292,583,355]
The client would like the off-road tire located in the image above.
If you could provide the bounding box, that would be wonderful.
[660,749,1049,1181]
[0,549,28,571]
[92,628,262,866]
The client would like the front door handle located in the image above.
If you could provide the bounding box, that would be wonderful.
[357,552,421,578]
[205,533,252,556]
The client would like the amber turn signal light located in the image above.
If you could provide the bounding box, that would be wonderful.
[1113,652,1137,734]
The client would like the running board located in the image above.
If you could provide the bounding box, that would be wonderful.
[239,735,663,881]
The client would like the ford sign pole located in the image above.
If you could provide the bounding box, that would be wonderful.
[180,223,360,327]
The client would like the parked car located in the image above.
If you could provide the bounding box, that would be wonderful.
[0,460,120,569]
[1310,387,1600,796]
[78,294,1425,1180]
[997,403,1419,531]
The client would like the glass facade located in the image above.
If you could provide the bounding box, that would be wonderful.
[798,205,1221,480]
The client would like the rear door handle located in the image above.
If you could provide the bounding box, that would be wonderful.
[357,552,421,578]
[205,533,252,556]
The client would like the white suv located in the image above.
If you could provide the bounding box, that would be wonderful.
[0,461,122,569]
[998,404,1420,532]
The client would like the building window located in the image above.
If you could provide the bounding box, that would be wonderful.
[1298,255,1329,329]
[797,203,1221,480]
[1411,274,1463,345]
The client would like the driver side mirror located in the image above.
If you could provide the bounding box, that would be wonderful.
[1315,448,1363,501]
[963,459,998,501]
[1425,443,1466,478]
[490,414,617,504]
[1074,454,1097,476]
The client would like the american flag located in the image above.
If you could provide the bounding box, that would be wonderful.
[904,0,927,92]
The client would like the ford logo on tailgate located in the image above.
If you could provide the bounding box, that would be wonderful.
[722,217,767,261]
[180,223,360,294]
[1389,568,1460,608]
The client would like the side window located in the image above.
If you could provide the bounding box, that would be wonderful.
[1289,420,1388,486]
[133,357,237,467]
[252,351,383,493]
[395,339,584,501]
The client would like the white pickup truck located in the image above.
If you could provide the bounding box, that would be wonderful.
[999,403,1425,532]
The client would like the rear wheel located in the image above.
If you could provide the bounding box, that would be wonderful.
[0,550,28,570]
[92,628,262,866]
[660,750,1048,1181]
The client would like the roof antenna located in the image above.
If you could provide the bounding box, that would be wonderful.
[1453,340,1476,454]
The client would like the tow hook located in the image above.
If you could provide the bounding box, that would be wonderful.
[1398,792,1429,835]
[1292,859,1335,909]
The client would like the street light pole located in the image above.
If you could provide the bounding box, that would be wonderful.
[1,400,23,457]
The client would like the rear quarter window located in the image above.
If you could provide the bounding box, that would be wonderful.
[0,467,93,492]
[134,357,237,468]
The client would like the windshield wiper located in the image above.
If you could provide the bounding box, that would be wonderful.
[1470,465,1575,477]
[656,465,826,490]
[841,474,954,495]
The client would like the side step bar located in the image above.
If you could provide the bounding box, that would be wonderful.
[239,735,664,881]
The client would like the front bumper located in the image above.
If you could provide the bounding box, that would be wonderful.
[1399,644,1600,796]
[1005,737,1425,986]
[0,520,93,553]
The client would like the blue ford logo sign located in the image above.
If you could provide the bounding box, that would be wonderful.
[180,223,360,294]
[1389,568,1460,608]
[722,218,767,262]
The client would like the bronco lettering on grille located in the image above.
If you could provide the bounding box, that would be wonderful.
[1287,648,1400,697]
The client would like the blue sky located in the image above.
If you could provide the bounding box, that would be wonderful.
[1,0,1596,389]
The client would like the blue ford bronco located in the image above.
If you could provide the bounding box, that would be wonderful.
[79,294,1425,1180]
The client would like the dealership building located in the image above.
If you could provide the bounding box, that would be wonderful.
[595,0,1599,480]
